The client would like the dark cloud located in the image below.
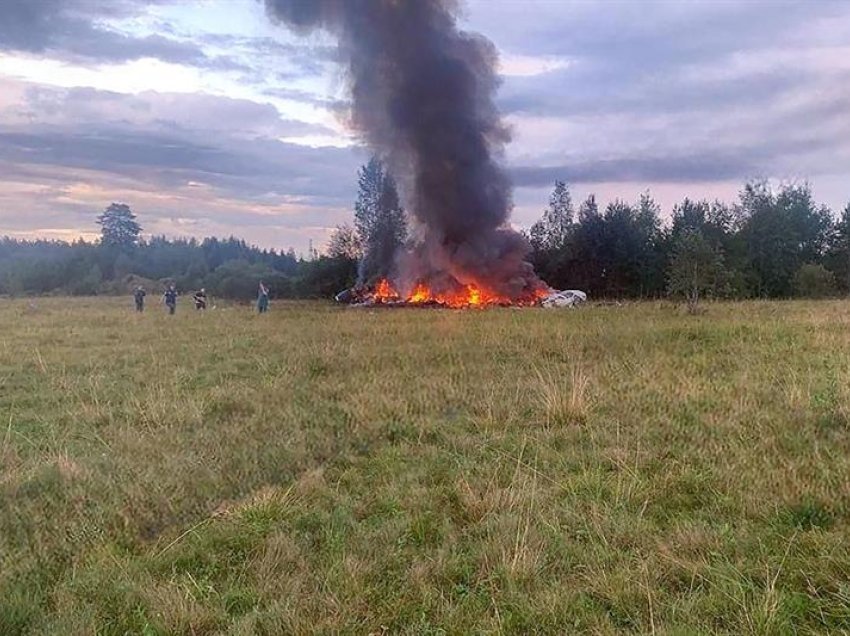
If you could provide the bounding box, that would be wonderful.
[504,63,850,180]
[500,67,813,118]
[483,0,850,122]
[0,127,359,200]
[470,1,848,70]
[466,0,850,194]
[511,115,850,187]
[13,85,334,138]
[0,80,361,205]
[0,116,362,249]
[0,0,244,69]
[511,123,850,187]
[512,154,753,187]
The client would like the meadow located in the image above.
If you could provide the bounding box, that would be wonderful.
[1,297,849,634]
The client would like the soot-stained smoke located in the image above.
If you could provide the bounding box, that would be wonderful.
[264,0,545,299]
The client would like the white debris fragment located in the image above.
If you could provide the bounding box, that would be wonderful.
[540,289,587,308]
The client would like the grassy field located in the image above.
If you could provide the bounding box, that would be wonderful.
[1,297,849,634]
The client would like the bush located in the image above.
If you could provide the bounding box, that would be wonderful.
[793,263,836,298]
[68,265,102,296]
[296,256,357,298]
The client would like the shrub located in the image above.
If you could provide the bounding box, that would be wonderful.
[793,263,836,298]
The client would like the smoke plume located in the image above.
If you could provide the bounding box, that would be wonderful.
[264,0,545,299]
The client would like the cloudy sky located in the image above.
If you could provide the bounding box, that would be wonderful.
[0,0,848,253]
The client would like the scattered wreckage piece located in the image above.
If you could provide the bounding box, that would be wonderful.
[539,289,588,308]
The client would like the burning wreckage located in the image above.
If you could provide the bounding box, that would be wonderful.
[335,280,586,309]
[265,0,585,309]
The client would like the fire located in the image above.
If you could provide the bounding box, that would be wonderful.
[408,282,431,304]
[372,278,400,303]
[359,278,550,308]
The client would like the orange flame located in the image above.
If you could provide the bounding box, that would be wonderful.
[373,278,399,302]
[408,281,505,307]
[367,278,549,308]
[408,282,431,303]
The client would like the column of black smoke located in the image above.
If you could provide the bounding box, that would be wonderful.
[264,0,546,299]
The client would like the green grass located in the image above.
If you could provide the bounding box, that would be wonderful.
[2,297,850,634]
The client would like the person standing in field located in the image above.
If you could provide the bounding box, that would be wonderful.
[163,284,178,315]
[193,288,208,311]
[134,286,146,312]
[257,281,270,314]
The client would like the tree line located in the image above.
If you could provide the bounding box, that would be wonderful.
[329,167,850,304]
[525,180,850,303]
[1,171,848,302]
[0,160,410,300]
[0,203,356,300]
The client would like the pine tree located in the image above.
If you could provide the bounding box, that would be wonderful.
[529,180,573,252]
[353,157,407,282]
[826,203,850,294]
[635,191,664,296]
[96,203,142,249]
[354,157,385,248]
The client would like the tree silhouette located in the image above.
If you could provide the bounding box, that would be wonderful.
[530,180,573,252]
[327,224,362,260]
[353,157,407,282]
[97,203,142,249]
[667,230,728,312]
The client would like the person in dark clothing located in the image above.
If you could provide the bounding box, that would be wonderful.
[134,286,146,312]
[193,288,208,311]
[163,285,178,315]
[257,282,270,314]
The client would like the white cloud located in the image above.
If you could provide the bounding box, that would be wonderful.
[499,53,571,78]
[0,54,204,93]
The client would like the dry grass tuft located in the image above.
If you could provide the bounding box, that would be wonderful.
[536,363,591,427]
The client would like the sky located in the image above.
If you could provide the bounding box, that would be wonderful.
[0,0,848,253]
